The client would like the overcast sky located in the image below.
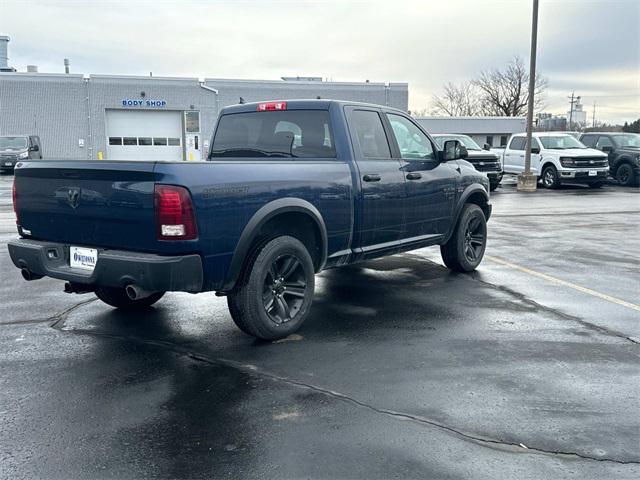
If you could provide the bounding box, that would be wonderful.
[1,0,638,123]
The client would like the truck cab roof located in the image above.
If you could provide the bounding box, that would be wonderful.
[219,99,407,115]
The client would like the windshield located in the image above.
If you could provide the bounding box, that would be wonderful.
[538,135,586,150]
[612,134,640,148]
[434,135,481,150]
[0,137,28,150]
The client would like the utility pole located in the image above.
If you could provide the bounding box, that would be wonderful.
[592,101,596,128]
[517,0,539,192]
[568,92,578,130]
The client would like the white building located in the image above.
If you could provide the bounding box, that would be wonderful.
[415,116,527,148]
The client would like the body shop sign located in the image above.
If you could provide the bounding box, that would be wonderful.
[121,99,167,107]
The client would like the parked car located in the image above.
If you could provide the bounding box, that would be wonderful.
[499,132,609,188]
[0,135,42,173]
[432,134,503,191]
[8,100,492,340]
[579,132,640,187]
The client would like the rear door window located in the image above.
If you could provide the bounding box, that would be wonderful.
[581,135,597,148]
[210,110,335,159]
[509,137,526,150]
[350,110,391,159]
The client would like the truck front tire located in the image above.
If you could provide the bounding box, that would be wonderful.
[227,236,315,340]
[95,287,165,310]
[616,163,636,187]
[440,204,487,272]
[541,165,560,188]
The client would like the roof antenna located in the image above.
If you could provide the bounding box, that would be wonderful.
[239,97,245,104]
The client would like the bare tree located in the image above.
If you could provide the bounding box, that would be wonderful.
[430,81,482,116]
[473,56,547,117]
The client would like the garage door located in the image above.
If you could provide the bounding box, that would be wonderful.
[106,110,183,161]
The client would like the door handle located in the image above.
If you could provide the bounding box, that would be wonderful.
[406,172,422,180]
[363,174,381,182]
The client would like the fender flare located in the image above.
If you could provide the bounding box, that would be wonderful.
[444,184,490,243]
[539,157,558,176]
[222,198,328,291]
[613,156,633,174]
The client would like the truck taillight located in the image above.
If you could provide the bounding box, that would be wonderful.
[12,177,19,225]
[155,185,198,240]
[257,101,287,111]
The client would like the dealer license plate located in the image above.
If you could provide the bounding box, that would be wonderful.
[4,162,12,166]
[588,170,598,176]
[69,246,98,271]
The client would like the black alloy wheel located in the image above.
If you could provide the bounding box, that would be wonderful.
[462,214,486,264]
[263,254,307,325]
[227,235,315,340]
[440,203,487,272]
[616,164,635,186]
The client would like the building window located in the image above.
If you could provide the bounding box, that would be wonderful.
[138,137,152,146]
[123,137,137,146]
[486,135,494,146]
[167,138,181,146]
[185,111,200,133]
[153,137,168,146]
[500,135,508,147]
[108,137,122,145]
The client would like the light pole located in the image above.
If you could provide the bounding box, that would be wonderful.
[517,0,539,192]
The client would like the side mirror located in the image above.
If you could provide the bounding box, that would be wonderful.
[601,146,613,153]
[443,140,468,161]
[30,144,39,152]
[531,146,540,154]
[483,143,491,151]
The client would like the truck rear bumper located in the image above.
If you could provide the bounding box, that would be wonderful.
[8,239,203,292]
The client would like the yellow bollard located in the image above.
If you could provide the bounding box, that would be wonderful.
[97,151,103,160]
[188,151,193,161]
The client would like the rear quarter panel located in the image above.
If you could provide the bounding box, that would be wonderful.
[153,160,353,290]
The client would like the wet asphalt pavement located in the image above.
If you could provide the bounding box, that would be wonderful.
[0,174,639,479]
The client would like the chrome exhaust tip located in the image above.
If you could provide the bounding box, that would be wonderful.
[125,284,154,301]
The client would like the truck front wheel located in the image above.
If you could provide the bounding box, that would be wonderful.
[440,204,487,272]
[541,165,560,188]
[227,236,315,340]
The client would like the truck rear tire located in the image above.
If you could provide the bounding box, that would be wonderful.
[440,204,487,273]
[227,235,315,340]
[95,286,165,310]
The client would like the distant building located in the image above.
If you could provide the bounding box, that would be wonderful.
[0,36,408,161]
[414,116,527,147]
[536,113,567,131]
[567,100,587,128]
[0,73,408,161]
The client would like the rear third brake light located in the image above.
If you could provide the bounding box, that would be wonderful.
[155,185,198,240]
[257,101,287,111]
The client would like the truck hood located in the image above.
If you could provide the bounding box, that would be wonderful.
[545,147,606,158]
[618,147,640,154]
[465,150,499,160]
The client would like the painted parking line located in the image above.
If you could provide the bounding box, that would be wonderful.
[486,255,640,312]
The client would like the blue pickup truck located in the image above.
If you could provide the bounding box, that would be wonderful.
[9,100,491,339]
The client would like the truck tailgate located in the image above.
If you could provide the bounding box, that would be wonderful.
[14,161,162,252]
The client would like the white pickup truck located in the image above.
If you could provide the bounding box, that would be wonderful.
[498,132,609,188]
